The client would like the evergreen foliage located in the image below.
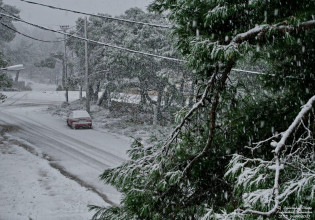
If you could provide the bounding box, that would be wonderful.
[0,0,19,100]
[91,1,315,219]
[0,0,19,66]
[34,57,57,69]
[67,8,189,122]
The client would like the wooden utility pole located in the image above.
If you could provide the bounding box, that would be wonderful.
[64,33,69,102]
[60,25,70,103]
[84,17,90,112]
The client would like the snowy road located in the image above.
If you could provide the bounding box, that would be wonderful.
[0,89,131,207]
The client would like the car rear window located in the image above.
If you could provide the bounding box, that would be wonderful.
[73,111,90,118]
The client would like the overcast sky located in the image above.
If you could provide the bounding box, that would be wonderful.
[4,0,150,27]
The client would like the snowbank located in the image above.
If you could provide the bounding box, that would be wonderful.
[0,132,105,220]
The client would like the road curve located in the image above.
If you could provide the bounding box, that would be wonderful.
[0,91,131,206]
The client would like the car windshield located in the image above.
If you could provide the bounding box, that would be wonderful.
[73,111,90,118]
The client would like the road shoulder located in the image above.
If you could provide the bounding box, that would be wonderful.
[0,126,105,220]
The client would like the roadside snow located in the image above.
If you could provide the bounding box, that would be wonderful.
[0,132,105,220]
[48,99,170,145]
[0,81,171,220]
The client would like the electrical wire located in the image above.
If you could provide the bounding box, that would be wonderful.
[0,7,82,44]
[1,7,272,75]
[1,11,271,75]
[0,21,65,43]
[2,11,273,75]
[0,5,62,42]
[0,6,19,18]
[18,0,170,29]
[0,12,182,62]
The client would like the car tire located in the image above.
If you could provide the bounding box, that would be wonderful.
[71,123,76,130]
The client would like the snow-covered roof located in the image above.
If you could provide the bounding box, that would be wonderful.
[72,110,90,118]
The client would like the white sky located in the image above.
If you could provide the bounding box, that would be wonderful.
[4,0,150,27]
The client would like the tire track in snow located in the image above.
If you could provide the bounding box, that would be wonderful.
[0,125,118,207]
[0,92,28,107]
[0,105,129,207]
[0,110,126,167]
[23,114,126,163]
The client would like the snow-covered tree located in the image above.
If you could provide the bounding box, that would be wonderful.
[0,0,19,100]
[90,1,315,219]
[0,0,19,66]
[0,0,19,44]
[68,8,188,124]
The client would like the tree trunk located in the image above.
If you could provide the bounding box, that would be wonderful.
[153,105,158,125]
[162,86,175,113]
[189,78,195,107]
[89,85,94,102]
[155,88,163,125]
[79,85,82,100]
[93,81,100,101]
[139,87,146,111]
[179,78,185,107]
[98,87,108,106]
[107,89,111,108]
[15,71,20,82]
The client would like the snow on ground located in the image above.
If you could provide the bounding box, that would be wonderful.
[0,92,131,201]
[25,80,169,143]
[0,81,171,219]
[0,82,131,219]
[0,128,105,220]
[47,97,170,145]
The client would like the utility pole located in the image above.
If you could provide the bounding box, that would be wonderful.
[84,17,90,112]
[60,25,70,103]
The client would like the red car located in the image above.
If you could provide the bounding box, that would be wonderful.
[67,110,92,129]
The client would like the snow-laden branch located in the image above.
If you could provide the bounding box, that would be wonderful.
[158,63,234,199]
[242,95,315,217]
[232,20,315,44]
[217,95,315,219]
[275,95,315,154]
[180,62,234,178]
[162,69,218,152]
[246,132,283,152]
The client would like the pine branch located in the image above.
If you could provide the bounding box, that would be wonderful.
[180,62,233,178]
[232,20,315,45]
[162,67,219,153]
[242,95,315,217]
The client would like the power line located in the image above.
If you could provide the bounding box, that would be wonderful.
[1,11,273,76]
[0,6,19,18]
[18,0,171,29]
[0,12,182,62]
[1,11,275,75]
[0,21,64,43]
[0,6,61,43]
